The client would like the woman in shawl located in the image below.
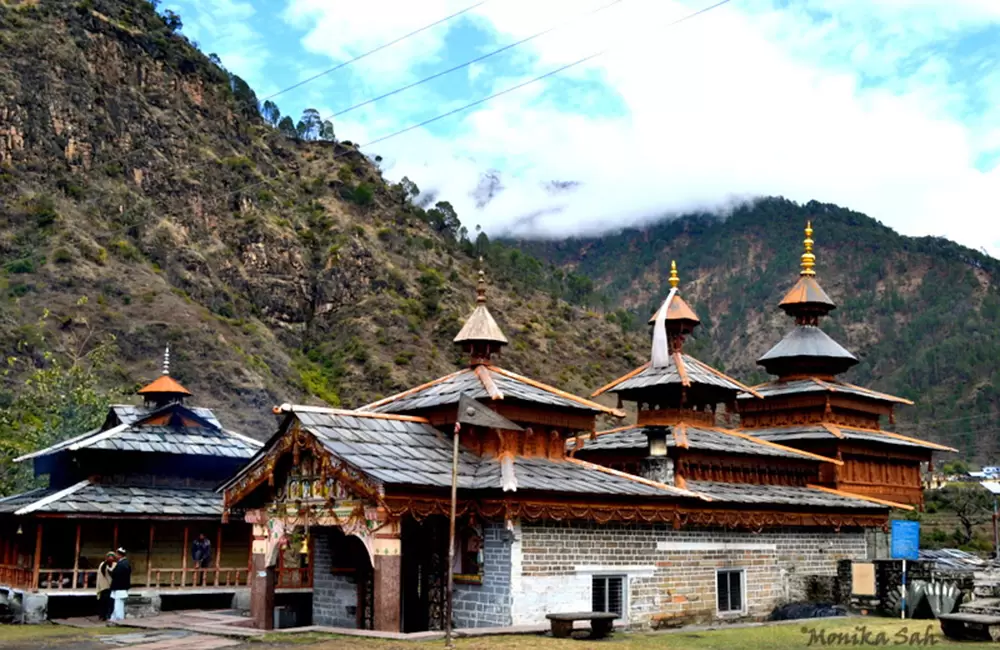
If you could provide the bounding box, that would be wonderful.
[96,551,116,621]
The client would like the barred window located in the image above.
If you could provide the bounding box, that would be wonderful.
[592,575,625,617]
[717,569,745,614]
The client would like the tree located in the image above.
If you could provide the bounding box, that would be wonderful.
[427,201,461,239]
[228,74,260,119]
[941,460,971,476]
[162,9,182,32]
[399,176,420,203]
[319,120,335,141]
[277,116,296,139]
[261,100,281,127]
[934,485,994,545]
[0,306,120,496]
[296,120,308,141]
[299,108,323,141]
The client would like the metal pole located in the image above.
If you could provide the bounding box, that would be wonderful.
[993,497,999,560]
[901,559,906,620]
[446,422,460,649]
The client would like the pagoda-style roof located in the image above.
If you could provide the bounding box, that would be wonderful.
[749,424,957,452]
[0,480,221,517]
[362,365,623,416]
[593,357,760,398]
[570,423,840,463]
[738,377,913,405]
[779,276,836,314]
[137,374,192,396]
[646,294,700,325]
[686,481,909,510]
[226,406,697,498]
[15,402,260,463]
[757,326,858,376]
[453,304,508,345]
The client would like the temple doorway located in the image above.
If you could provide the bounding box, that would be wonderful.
[315,527,374,630]
[401,516,448,633]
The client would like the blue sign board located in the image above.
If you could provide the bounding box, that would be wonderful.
[891,520,920,560]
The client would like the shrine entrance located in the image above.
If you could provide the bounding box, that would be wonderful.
[401,516,449,633]
[317,527,375,630]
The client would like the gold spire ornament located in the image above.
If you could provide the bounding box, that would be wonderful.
[476,256,487,304]
[669,260,680,289]
[800,221,816,276]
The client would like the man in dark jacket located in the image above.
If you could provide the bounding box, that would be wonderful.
[191,533,212,585]
[109,548,131,622]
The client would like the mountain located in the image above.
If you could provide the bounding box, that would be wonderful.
[0,0,993,465]
[511,199,1000,458]
[0,0,641,439]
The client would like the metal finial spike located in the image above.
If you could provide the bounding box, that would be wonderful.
[162,344,170,375]
[669,260,680,289]
[476,256,487,304]
[800,221,816,276]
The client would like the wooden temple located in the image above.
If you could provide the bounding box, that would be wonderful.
[222,264,902,630]
[0,349,261,621]
[737,223,956,506]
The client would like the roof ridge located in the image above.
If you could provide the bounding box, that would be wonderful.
[683,355,763,398]
[565,457,710,500]
[717,426,842,465]
[474,365,504,400]
[487,365,625,417]
[358,368,471,411]
[806,484,913,511]
[821,422,844,439]
[592,362,650,397]
[275,404,431,423]
[838,425,957,452]
[839,382,914,405]
[673,352,690,387]
[14,479,92,516]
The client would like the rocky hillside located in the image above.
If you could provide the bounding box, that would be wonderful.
[513,199,1000,458]
[0,0,643,437]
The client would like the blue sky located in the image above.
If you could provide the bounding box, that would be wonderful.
[164,0,1000,254]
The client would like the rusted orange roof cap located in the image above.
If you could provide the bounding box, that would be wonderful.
[137,375,192,396]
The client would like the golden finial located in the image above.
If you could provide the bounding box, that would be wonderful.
[476,256,487,304]
[669,260,679,289]
[800,221,816,276]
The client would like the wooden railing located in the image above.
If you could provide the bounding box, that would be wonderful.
[276,565,313,589]
[148,567,249,589]
[37,569,98,590]
[0,564,32,590]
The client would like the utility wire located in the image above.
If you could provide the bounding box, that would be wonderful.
[332,0,628,120]
[211,0,734,207]
[262,1,489,102]
[92,2,487,174]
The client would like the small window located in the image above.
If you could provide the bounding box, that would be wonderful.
[717,569,745,614]
[592,575,625,618]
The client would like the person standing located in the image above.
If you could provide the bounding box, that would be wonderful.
[109,548,131,623]
[96,552,116,621]
[191,533,212,586]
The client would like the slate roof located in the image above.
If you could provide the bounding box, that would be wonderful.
[16,404,260,463]
[592,357,757,397]
[758,326,858,373]
[0,480,221,516]
[738,378,913,405]
[748,424,957,452]
[686,481,890,509]
[571,425,836,461]
[291,408,686,496]
[361,366,621,416]
[779,276,836,311]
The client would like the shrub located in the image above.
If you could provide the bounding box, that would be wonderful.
[4,258,36,274]
[53,248,73,264]
[350,183,374,206]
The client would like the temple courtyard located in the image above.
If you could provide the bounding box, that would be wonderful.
[0,617,986,650]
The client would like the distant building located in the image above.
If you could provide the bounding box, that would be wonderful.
[0,350,261,622]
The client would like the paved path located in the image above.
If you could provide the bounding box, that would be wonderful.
[94,631,241,649]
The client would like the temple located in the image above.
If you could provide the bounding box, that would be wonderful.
[0,348,261,621]
[737,223,956,506]
[222,262,900,631]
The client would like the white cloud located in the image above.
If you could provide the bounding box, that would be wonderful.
[288,0,1000,254]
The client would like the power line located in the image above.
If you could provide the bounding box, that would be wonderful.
[91,2,488,175]
[331,0,628,120]
[211,0,734,207]
[262,1,489,103]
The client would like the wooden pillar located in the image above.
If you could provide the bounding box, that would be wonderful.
[373,532,402,633]
[146,524,155,588]
[71,524,82,589]
[181,526,189,587]
[31,523,42,591]
[112,522,119,551]
[250,553,275,630]
[214,525,222,587]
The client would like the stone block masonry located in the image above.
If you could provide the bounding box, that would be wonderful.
[452,521,512,627]
[312,530,360,628]
[510,521,868,627]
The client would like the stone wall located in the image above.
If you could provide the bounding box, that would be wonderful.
[312,531,360,628]
[452,521,512,628]
[510,521,868,627]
